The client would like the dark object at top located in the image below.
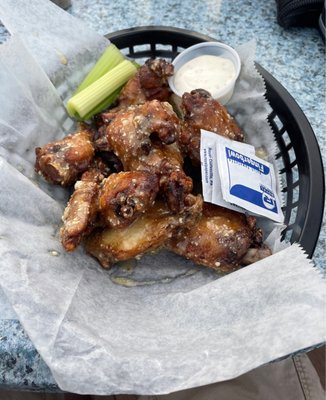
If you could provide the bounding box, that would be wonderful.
[319,3,326,41]
[276,0,324,28]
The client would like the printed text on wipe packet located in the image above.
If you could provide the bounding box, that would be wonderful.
[200,129,284,222]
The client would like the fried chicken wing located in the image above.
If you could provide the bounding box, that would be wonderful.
[85,194,203,268]
[179,89,243,165]
[35,56,273,273]
[98,171,159,228]
[60,168,103,252]
[241,245,272,265]
[59,153,115,251]
[96,100,179,156]
[95,100,193,213]
[166,203,268,272]
[35,124,95,186]
[116,58,174,109]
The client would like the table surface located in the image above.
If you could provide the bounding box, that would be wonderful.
[0,0,325,392]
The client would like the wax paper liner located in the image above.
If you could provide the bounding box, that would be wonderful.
[0,0,325,395]
[0,0,108,99]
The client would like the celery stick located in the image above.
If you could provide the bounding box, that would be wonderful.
[74,44,125,94]
[83,87,122,120]
[67,60,137,120]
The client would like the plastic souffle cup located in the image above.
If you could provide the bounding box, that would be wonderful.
[168,41,241,105]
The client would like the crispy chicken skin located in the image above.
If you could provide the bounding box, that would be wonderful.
[166,203,266,272]
[60,169,160,250]
[95,100,193,213]
[60,168,103,252]
[96,100,180,158]
[179,89,243,165]
[85,195,203,268]
[98,171,159,228]
[241,245,272,266]
[35,58,272,271]
[60,155,114,251]
[35,124,95,186]
[116,58,174,109]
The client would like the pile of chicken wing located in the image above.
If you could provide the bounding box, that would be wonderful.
[35,58,271,272]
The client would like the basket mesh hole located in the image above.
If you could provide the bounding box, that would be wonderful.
[132,44,151,55]
[176,46,185,55]
[292,183,300,205]
[288,146,297,166]
[135,57,150,65]
[120,48,130,57]
[151,43,175,60]
[281,186,289,210]
[155,43,173,52]
[292,168,299,187]
[272,114,284,131]
[288,205,298,226]
[282,228,293,243]
[281,130,292,148]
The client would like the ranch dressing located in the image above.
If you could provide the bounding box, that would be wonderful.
[174,54,236,98]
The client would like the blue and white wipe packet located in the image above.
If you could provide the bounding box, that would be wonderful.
[200,129,284,223]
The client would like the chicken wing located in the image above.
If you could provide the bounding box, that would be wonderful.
[59,153,115,251]
[35,124,95,186]
[98,171,159,228]
[95,100,193,213]
[179,89,243,165]
[35,58,273,272]
[116,58,174,109]
[166,203,269,272]
[60,168,103,252]
[85,194,203,268]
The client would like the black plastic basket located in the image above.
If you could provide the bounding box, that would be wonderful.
[106,26,325,257]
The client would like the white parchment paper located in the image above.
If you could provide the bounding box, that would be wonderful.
[0,0,325,395]
[0,0,108,99]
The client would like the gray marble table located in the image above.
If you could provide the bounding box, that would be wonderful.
[0,0,325,392]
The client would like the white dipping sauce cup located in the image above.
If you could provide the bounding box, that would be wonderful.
[168,42,241,105]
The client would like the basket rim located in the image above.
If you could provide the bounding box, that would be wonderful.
[255,63,325,257]
[106,25,325,258]
[106,25,217,43]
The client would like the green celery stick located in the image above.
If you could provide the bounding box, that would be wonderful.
[74,44,125,94]
[83,87,122,120]
[67,60,137,120]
